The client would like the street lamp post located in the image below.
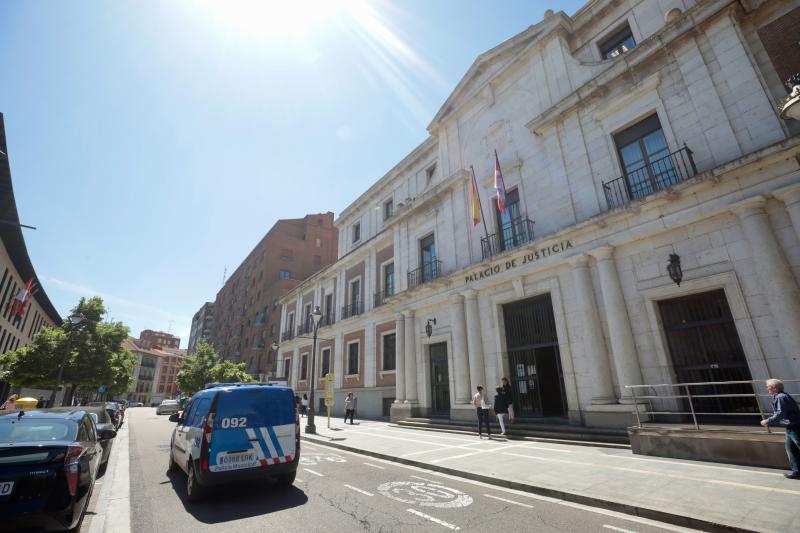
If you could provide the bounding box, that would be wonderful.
[49,312,85,407]
[306,306,324,435]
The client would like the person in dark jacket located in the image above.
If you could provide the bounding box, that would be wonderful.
[501,377,514,423]
[760,379,800,479]
[494,386,509,436]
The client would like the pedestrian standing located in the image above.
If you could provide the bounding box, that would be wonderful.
[295,393,301,414]
[501,377,515,424]
[472,386,492,439]
[344,392,356,424]
[36,396,46,408]
[301,394,308,417]
[0,394,18,410]
[760,379,800,479]
[494,386,509,436]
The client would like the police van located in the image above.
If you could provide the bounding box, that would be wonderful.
[168,383,300,501]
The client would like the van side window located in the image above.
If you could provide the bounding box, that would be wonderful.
[182,401,197,426]
[191,398,211,427]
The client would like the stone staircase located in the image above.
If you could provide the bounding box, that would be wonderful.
[394,417,631,447]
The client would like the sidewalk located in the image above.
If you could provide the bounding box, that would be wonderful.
[301,419,800,533]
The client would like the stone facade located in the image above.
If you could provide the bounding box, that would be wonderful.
[187,301,214,353]
[276,0,800,427]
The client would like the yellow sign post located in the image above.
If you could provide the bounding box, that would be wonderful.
[324,373,335,428]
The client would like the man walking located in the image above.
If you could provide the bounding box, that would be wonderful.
[760,379,800,479]
[344,392,357,425]
[472,386,492,439]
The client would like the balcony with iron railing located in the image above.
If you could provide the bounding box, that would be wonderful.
[373,287,395,308]
[341,300,363,320]
[407,260,443,290]
[281,329,295,342]
[480,217,536,260]
[602,145,697,210]
[319,313,335,328]
[297,320,313,336]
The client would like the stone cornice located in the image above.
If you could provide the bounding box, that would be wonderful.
[773,183,800,207]
[729,195,767,218]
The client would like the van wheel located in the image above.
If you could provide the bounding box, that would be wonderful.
[278,471,296,486]
[168,448,178,473]
[186,462,206,502]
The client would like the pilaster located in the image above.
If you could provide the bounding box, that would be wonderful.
[450,293,470,403]
[404,310,418,402]
[463,289,486,391]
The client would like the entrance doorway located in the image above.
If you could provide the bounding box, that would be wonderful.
[429,342,450,416]
[658,289,757,419]
[503,294,567,418]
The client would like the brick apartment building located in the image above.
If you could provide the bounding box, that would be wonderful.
[139,329,180,349]
[211,213,338,379]
[124,337,185,405]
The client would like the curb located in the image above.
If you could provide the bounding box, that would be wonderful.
[88,422,131,533]
[301,435,753,533]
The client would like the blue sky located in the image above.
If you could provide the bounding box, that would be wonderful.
[0,0,583,346]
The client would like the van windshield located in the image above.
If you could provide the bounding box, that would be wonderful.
[214,388,295,428]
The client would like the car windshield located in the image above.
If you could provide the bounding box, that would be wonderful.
[0,418,77,443]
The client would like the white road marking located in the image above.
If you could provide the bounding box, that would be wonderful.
[500,452,800,495]
[429,442,529,463]
[410,475,437,482]
[407,508,461,530]
[305,441,702,533]
[483,493,534,508]
[363,462,385,469]
[303,468,324,477]
[603,525,638,533]
[343,484,374,496]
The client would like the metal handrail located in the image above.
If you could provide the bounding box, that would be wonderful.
[626,378,800,432]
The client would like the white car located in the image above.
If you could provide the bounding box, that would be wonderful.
[156,399,180,415]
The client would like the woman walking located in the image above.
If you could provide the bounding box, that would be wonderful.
[501,377,514,424]
[494,386,509,435]
[300,394,309,417]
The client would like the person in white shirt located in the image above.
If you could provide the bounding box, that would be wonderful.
[472,386,492,439]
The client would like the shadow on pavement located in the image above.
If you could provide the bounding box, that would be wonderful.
[166,469,308,523]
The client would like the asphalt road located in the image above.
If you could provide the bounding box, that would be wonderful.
[127,408,700,533]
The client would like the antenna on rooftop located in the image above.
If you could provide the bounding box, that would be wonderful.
[167,320,174,333]
[222,266,227,286]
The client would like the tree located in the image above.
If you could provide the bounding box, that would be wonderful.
[0,296,134,402]
[176,341,254,396]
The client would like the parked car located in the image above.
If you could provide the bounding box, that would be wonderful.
[87,402,120,429]
[0,409,109,531]
[45,407,116,472]
[169,384,300,501]
[130,402,144,408]
[156,399,179,415]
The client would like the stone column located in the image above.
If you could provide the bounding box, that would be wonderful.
[450,294,470,403]
[404,310,418,402]
[732,196,800,359]
[569,254,617,404]
[588,246,643,401]
[463,290,486,392]
[394,313,406,402]
[774,184,800,246]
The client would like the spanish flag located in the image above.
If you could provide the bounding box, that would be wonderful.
[469,166,482,226]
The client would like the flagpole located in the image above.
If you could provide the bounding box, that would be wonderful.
[470,165,492,245]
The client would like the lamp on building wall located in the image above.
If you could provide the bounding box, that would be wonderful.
[49,312,85,407]
[425,318,437,339]
[667,254,683,286]
[306,306,324,434]
[779,74,800,121]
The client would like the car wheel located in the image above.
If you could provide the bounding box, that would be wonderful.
[277,471,296,486]
[186,462,205,502]
[168,447,179,473]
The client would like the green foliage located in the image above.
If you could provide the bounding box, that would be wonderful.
[176,341,254,396]
[0,296,134,395]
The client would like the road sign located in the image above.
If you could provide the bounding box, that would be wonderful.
[98,385,106,393]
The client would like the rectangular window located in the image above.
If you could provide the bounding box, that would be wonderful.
[284,358,292,379]
[350,279,360,307]
[613,114,676,199]
[495,188,522,251]
[324,293,333,324]
[321,347,331,378]
[419,234,438,282]
[301,353,308,380]
[352,222,361,243]
[426,163,436,184]
[279,270,291,279]
[599,24,636,59]
[384,263,395,296]
[383,199,394,220]
[382,333,396,371]
[280,248,293,261]
[347,342,359,375]
[287,312,294,333]
[304,303,312,327]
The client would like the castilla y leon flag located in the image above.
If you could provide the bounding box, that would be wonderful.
[10,279,34,320]
[494,150,507,214]
[469,165,482,226]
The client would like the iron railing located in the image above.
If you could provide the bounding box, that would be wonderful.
[373,288,395,308]
[480,217,536,260]
[602,144,697,210]
[297,320,313,336]
[319,313,335,328]
[627,379,800,432]
[280,329,294,342]
[407,260,442,290]
[341,300,363,320]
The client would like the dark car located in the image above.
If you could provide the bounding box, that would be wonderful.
[46,407,116,472]
[0,409,108,532]
[88,402,122,429]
